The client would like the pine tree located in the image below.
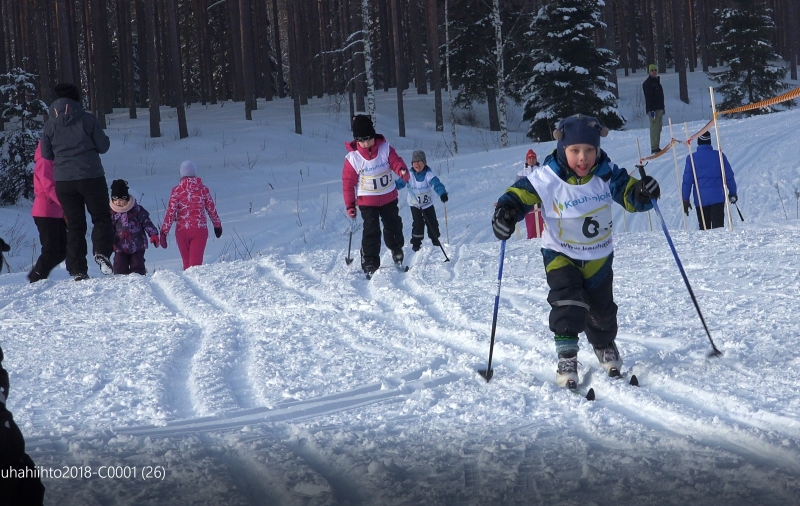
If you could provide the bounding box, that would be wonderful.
[522,0,624,142]
[709,1,791,115]
[0,68,47,205]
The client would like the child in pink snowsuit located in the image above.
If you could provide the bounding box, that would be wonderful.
[160,161,222,270]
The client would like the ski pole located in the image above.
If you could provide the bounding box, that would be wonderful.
[345,219,355,265]
[735,203,744,222]
[421,210,450,262]
[637,166,722,357]
[479,239,506,382]
[444,203,450,244]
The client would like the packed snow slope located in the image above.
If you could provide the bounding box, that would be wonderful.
[1,70,799,505]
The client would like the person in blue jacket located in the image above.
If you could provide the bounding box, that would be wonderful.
[491,114,660,390]
[396,150,448,252]
[681,131,737,230]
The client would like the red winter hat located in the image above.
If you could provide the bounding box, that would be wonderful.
[526,149,536,158]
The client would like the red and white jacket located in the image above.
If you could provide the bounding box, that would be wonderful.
[32,142,63,219]
[342,135,409,209]
[161,177,222,234]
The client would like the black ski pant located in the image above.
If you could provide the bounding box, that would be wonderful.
[696,202,725,230]
[30,217,67,281]
[545,254,618,348]
[359,199,404,270]
[410,206,440,249]
[55,177,114,276]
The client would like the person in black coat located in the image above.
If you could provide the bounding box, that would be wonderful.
[40,83,114,281]
[642,64,665,154]
[0,237,9,271]
[0,345,46,506]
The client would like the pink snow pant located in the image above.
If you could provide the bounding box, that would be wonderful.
[176,228,208,270]
[524,208,545,239]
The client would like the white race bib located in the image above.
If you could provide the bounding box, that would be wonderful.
[529,166,614,260]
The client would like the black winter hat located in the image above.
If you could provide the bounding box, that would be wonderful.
[352,115,376,140]
[110,179,130,200]
[698,131,711,145]
[553,114,609,166]
[54,83,81,103]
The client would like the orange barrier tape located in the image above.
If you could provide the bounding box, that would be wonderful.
[716,86,800,116]
[639,138,677,163]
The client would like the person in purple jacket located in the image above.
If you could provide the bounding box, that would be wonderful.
[28,141,67,283]
[109,180,160,275]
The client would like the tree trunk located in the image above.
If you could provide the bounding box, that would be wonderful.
[379,0,392,91]
[492,0,507,145]
[239,0,257,119]
[444,0,457,152]
[287,0,302,134]
[619,0,629,75]
[411,0,427,94]
[655,0,666,72]
[34,0,52,105]
[684,0,695,72]
[627,0,638,71]
[0,0,6,131]
[486,86,500,132]
[390,0,405,136]
[92,0,113,115]
[788,0,797,80]
[272,0,286,98]
[361,0,376,119]
[83,1,97,116]
[144,0,160,137]
[602,0,619,98]
[697,0,709,71]
[135,0,149,107]
[643,0,654,67]
[118,0,136,118]
[54,0,74,83]
[165,0,187,138]
[427,0,442,131]
[671,0,689,103]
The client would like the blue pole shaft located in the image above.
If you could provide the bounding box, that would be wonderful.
[484,240,506,374]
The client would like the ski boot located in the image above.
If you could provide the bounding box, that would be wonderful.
[593,342,622,377]
[556,351,579,390]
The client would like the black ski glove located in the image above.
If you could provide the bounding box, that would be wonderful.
[492,205,516,240]
[440,193,448,203]
[214,227,222,238]
[634,176,660,204]
[729,195,738,205]
[682,200,692,215]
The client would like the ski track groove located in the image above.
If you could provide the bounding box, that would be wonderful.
[150,270,250,415]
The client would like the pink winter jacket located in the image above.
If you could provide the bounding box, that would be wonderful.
[32,142,64,219]
[342,135,409,209]
[160,177,222,234]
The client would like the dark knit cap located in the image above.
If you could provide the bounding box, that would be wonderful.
[698,131,711,145]
[352,115,376,139]
[110,179,130,200]
[54,83,80,103]
[553,114,609,165]
[412,150,427,164]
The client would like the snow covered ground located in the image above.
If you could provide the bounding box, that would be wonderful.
[1,69,800,505]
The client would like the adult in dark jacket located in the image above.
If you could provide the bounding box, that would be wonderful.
[0,345,46,506]
[642,64,665,154]
[40,83,113,281]
[682,131,737,230]
[0,237,9,271]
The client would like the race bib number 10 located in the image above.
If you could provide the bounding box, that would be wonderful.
[361,173,394,192]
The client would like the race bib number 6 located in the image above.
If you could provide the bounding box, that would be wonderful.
[360,173,394,192]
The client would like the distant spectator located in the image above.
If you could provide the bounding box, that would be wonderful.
[682,131,737,230]
[28,141,67,283]
[160,161,222,270]
[40,83,113,281]
[515,149,545,239]
[642,64,665,154]
[0,237,9,271]
[109,180,160,275]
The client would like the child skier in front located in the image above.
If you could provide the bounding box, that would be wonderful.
[491,114,661,389]
[109,179,160,275]
[395,150,448,251]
